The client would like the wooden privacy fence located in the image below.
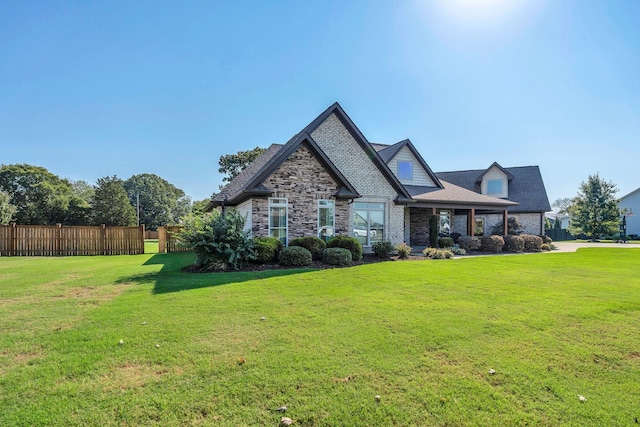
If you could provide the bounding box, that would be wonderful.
[0,224,145,256]
[157,226,189,253]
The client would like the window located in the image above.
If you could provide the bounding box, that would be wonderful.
[318,200,335,242]
[439,211,450,236]
[487,179,503,195]
[353,202,384,246]
[269,198,288,246]
[398,161,413,180]
[474,218,485,236]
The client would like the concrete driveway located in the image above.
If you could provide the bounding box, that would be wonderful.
[552,241,640,252]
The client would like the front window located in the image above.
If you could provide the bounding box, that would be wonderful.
[269,198,288,246]
[353,202,384,246]
[318,200,335,242]
[398,161,413,180]
[439,211,450,236]
[487,179,503,195]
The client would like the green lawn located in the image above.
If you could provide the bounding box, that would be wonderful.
[1,249,639,426]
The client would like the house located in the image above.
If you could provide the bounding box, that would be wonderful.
[207,103,551,249]
[619,188,640,237]
[545,212,570,230]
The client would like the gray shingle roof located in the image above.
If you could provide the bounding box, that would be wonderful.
[405,181,517,209]
[435,166,551,213]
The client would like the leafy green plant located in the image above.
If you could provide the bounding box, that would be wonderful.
[395,242,412,258]
[253,236,283,263]
[490,217,523,235]
[438,237,454,248]
[327,236,363,261]
[450,245,466,255]
[279,246,313,267]
[480,235,505,252]
[503,235,525,252]
[289,236,326,260]
[177,210,255,270]
[457,235,481,251]
[323,247,352,266]
[372,240,395,258]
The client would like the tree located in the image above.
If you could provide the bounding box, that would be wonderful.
[568,174,619,240]
[490,217,523,236]
[123,174,191,230]
[552,197,574,215]
[191,196,214,216]
[0,164,74,224]
[65,180,95,225]
[0,190,17,224]
[92,176,137,226]
[218,146,265,186]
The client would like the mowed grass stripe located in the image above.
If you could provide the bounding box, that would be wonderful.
[1,249,639,426]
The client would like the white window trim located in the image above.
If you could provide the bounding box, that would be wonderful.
[268,197,288,246]
[398,160,413,181]
[353,201,385,246]
[317,199,335,240]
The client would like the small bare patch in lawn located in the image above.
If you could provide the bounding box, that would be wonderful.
[99,363,175,391]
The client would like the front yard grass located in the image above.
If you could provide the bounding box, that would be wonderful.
[1,249,639,426]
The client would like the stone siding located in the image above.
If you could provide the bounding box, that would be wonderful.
[250,143,348,242]
[311,113,405,245]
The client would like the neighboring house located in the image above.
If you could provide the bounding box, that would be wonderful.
[545,212,571,230]
[207,103,551,249]
[619,187,640,236]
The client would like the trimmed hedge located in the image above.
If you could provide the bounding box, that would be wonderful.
[457,235,481,251]
[279,246,313,267]
[253,236,283,263]
[521,234,543,252]
[480,235,505,252]
[323,248,352,266]
[503,235,525,252]
[372,241,395,258]
[289,236,326,260]
[327,236,363,261]
[438,237,454,248]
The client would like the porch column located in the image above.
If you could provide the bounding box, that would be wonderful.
[468,209,475,236]
[503,210,509,235]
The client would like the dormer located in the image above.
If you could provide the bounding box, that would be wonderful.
[477,162,514,199]
[377,139,442,188]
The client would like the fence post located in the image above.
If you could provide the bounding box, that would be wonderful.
[158,226,166,253]
[10,223,16,257]
[100,224,106,255]
[56,223,62,256]
[140,224,145,254]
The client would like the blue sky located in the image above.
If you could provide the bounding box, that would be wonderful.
[1,0,639,206]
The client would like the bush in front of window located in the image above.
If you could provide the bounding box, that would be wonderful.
[289,236,326,260]
[503,235,525,252]
[395,242,412,259]
[372,241,395,258]
[490,217,523,236]
[438,237,454,248]
[327,236,363,261]
[323,247,352,266]
[457,236,481,251]
[278,246,313,267]
[252,236,283,263]
[177,210,255,270]
[480,235,505,252]
[520,234,543,252]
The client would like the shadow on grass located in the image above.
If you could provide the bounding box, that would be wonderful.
[116,252,310,294]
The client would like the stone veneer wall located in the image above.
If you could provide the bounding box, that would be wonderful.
[249,143,349,241]
[310,113,405,245]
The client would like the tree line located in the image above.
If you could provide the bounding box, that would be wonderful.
[0,164,210,230]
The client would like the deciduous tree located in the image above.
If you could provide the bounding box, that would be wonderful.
[0,190,17,224]
[123,174,190,230]
[92,176,137,226]
[218,146,265,186]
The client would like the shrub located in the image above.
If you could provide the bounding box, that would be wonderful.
[438,237,454,248]
[177,210,255,270]
[541,235,553,244]
[327,236,363,261]
[503,235,525,252]
[450,232,462,243]
[279,246,313,267]
[253,236,283,263]
[521,234,543,252]
[541,243,551,251]
[450,245,466,255]
[480,235,505,252]
[395,242,412,258]
[422,247,454,259]
[372,240,395,258]
[323,247,352,266]
[457,235,481,251]
[490,217,523,236]
[289,236,326,260]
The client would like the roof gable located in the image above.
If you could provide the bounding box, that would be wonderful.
[477,162,514,183]
[378,139,443,188]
